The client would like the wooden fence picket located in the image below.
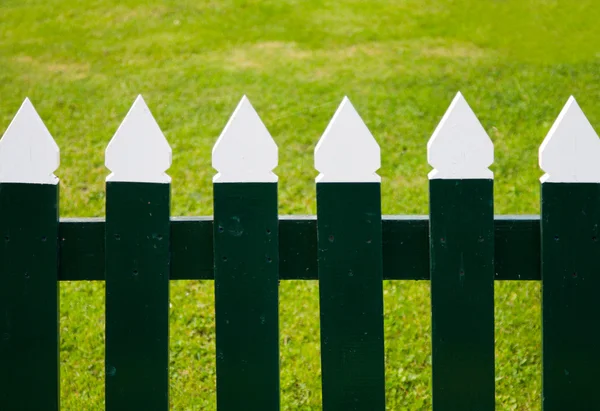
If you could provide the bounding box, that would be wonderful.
[315,97,385,411]
[0,99,60,411]
[539,97,600,411]
[104,96,171,410]
[212,96,280,411]
[427,92,495,411]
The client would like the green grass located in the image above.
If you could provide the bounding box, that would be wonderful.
[1,0,600,409]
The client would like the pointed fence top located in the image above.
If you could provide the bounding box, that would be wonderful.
[0,98,59,184]
[539,96,600,183]
[314,97,380,183]
[106,95,172,183]
[427,92,494,180]
[212,96,278,183]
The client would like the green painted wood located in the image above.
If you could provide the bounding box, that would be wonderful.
[57,216,540,281]
[494,215,540,281]
[171,216,213,279]
[105,182,170,411]
[278,216,318,279]
[316,183,385,411]
[213,182,279,411]
[59,218,105,281]
[541,183,600,410]
[0,183,59,410]
[429,179,495,411]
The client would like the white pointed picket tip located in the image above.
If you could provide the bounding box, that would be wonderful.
[0,98,59,184]
[106,95,172,183]
[427,92,494,180]
[315,97,381,183]
[212,96,278,183]
[539,97,600,183]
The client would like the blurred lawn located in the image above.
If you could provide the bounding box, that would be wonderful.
[2,0,600,409]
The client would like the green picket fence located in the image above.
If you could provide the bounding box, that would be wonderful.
[0,93,597,410]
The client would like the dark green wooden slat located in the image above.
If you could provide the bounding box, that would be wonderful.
[213,183,279,411]
[278,216,317,279]
[105,182,170,411]
[317,183,385,411]
[0,183,59,410]
[494,215,540,281]
[541,183,600,410]
[382,216,429,281]
[59,218,105,281]
[57,216,541,281]
[429,179,495,411]
[171,217,213,280]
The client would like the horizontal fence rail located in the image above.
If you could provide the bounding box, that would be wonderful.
[58,215,540,282]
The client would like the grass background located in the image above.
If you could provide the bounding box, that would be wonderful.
[2,0,600,409]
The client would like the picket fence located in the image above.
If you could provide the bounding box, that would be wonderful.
[0,92,596,411]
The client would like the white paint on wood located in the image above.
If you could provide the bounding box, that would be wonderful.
[314,97,380,183]
[106,95,172,183]
[539,96,600,183]
[427,92,494,180]
[212,96,278,183]
[0,98,59,184]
